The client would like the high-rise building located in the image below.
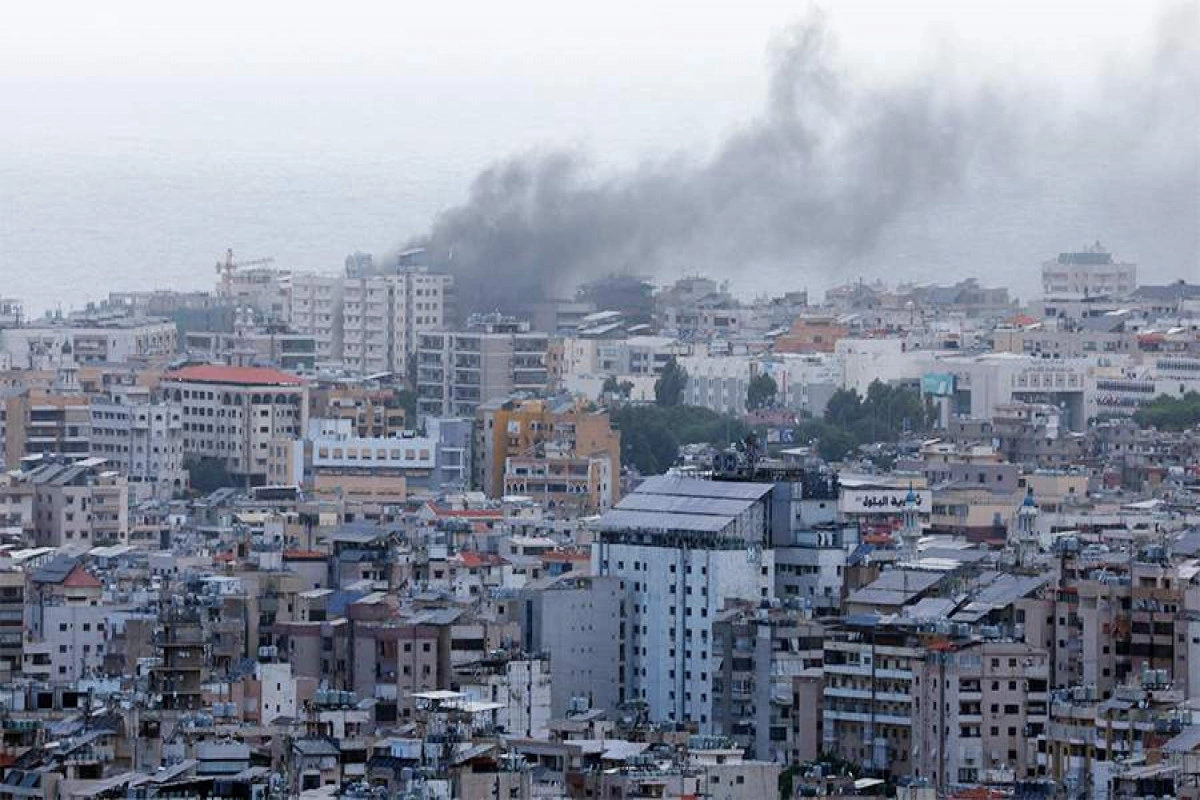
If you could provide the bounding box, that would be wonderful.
[416,315,549,418]
[592,474,777,733]
[289,259,453,377]
[288,272,344,365]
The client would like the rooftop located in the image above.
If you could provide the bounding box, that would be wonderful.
[163,364,304,386]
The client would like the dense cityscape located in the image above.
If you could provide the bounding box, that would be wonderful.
[0,240,1193,799]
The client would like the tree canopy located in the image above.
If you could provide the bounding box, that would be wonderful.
[1133,391,1200,431]
[796,380,933,461]
[747,372,778,411]
[654,357,688,407]
[612,404,747,475]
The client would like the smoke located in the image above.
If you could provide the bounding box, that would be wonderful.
[403,4,1199,315]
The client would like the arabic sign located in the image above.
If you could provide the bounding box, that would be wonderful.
[840,488,932,515]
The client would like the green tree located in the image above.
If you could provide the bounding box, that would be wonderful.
[747,372,779,411]
[654,357,688,407]
[602,375,634,400]
[1134,391,1200,431]
[611,404,747,474]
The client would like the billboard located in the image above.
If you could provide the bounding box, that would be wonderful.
[922,373,956,397]
[840,487,932,515]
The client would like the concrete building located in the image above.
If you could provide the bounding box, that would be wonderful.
[90,386,186,499]
[508,574,626,718]
[593,475,777,733]
[24,458,129,547]
[822,618,925,779]
[2,390,92,469]
[475,396,621,514]
[23,558,109,684]
[270,416,472,497]
[416,316,549,418]
[912,639,1049,791]
[712,604,825,764]
[0,316,177,368]
[288,272,344,365]
[679,354,753,416]
[161,364,308,487]
[1042,243,1137,298]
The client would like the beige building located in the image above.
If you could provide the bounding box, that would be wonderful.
[912,640,1049,791]
[2,390,92,469]
[25,458,129,547]
[288,272,344,364]
[1042,243,1137,298]
[161,364,308,487]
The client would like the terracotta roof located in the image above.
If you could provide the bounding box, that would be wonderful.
[62,565,103,589]
[163,364,304,386]
[426,503,503,519]
[455,552,507,569]
[542,550,590,563]
[284,549,328,560]
[1006,313,1040,327]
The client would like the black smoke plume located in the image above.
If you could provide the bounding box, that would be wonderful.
[402,5,1199,316]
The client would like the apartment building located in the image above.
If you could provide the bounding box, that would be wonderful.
[1,390,91,469]
[268,416,472,498]
[822,618,925,779]
[1076,558,1186,699]
[416,316,549,418]
[505,574,626,718]
[183,324,318,373]
[475,396,621,513]
[310,385,409,438]
[1042,243,1137,298]
[288,272,344,364]
[25,458,129,547]
[1043,675,1186,794]
[711,604,825,763]
[160,364,308,487]
[0,571,24,682]
[23,558,109,685]
[0,317,177,368]
[912,640,1049,791]
[90,386,186,499]
[593,475,776,733]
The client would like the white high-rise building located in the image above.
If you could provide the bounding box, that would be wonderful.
[592,475,776,733]
[289,260,453,376]
[288,273,343,364]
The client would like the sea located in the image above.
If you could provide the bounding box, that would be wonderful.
[2,138,1196,318]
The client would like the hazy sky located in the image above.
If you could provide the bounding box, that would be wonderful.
[1,1,1195,313]
[1,0,1175,157]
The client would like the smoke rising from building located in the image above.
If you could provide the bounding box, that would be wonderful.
[402,5,1199,315]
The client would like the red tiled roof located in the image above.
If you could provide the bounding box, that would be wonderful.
[163,364,304,386]
[284,549,328,560]
[542,550,590,563]
[62,565,103,589]
[427,503,503,519]
[1007,313,1039,327]
[456,551,507,569]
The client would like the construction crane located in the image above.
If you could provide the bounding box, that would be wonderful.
[215,248,275,296]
